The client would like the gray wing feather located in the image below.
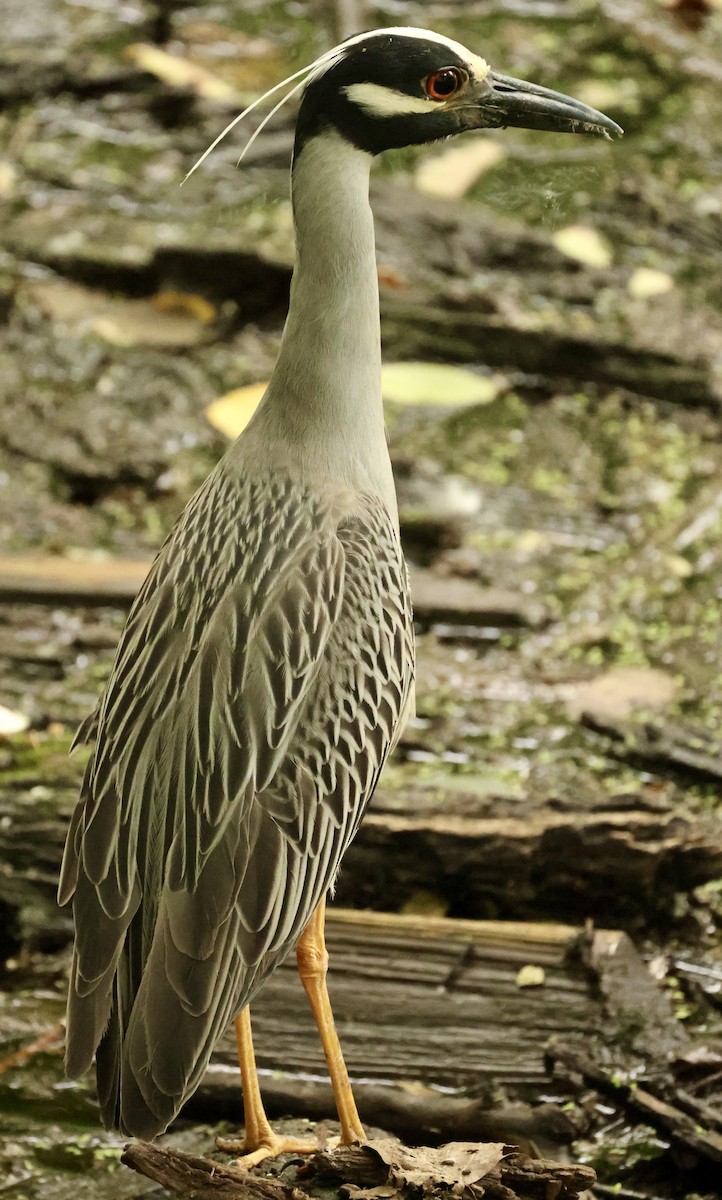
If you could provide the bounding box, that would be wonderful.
[60,462,414,1137]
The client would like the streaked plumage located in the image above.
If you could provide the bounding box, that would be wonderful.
[60,25,620,1145]
[60,463,413,1134]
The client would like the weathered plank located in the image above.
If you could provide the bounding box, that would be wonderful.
[0,555,540,627]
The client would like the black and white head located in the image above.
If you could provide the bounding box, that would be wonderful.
[295,27,622,157]
[186,27,621,181]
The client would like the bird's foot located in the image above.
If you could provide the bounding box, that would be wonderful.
[216,1130,319,1168]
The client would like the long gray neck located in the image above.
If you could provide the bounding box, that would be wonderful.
[242,131,395,514]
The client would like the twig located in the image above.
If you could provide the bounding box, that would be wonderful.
[0,1019,65,1075]
[121,1142,309,1200]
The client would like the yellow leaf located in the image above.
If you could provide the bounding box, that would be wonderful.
[206,383,267,437]
[124,43,239,102]
[628,267,674,298]
[153,291,217,323]
[400,890,449,918]
[552,224,612,268]
[416,139,505,200]
[381,362,500,407]
[516,965,545,988]
[206,363,499,441]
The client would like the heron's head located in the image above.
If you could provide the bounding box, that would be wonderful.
[296,27,622,156]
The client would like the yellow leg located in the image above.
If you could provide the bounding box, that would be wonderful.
[296,898,365,1144]
[216,1006,317,1167]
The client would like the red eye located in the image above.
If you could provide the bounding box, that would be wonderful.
[425,67,465,101]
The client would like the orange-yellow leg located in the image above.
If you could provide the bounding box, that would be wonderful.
[296,898,365,1145]
[217,1006,317,1167]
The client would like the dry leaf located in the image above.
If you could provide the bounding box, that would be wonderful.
[206,363,499,440]
[28,281,215,347]
[368,1137,506,1190]
[516,964,545,988]
[206,383,268,438]
[124,43,239,102]
[90,303,210,348]
[552,224,612,268]
[567,666,677,721]
[628,267,674,298]
[153,291,217,323]
[416,139,505,200]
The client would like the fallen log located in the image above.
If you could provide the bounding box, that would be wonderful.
[3,754,721,954]
[121,1137,597,1200]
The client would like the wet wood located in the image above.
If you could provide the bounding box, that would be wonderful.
[548,1040,722,1164]
[582,711,722,784]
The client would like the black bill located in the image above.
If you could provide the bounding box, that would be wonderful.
[481,71,623,139]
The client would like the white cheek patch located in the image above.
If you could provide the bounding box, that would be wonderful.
[344,81,443,117]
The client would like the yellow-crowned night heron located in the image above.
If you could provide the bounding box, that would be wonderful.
[59,27,621,1161]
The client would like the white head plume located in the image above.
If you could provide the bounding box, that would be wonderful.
[182,27,481,184]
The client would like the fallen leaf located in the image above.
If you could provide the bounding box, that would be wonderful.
[552,224,612,268]
[400,889,449,918]
[90,304,209,348]
[0,705,30,736]
[628,267,674,298]
[516,964,545,988]
[367,1138,506,1190]
[124,43,239,102]
[205,364,500,440]
[381,362,500,407]
[567,666,677,721]
[416,139,505,200]
[206,383,267,437]
[377,264,407,290]
[153,291,217,323]
[28,281,215,348]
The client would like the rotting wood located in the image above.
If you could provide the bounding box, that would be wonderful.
[3,760,721,954]
[120,1138,597,1200]
[121,1141,305,1200]
[0,555,543,627]
[548,1040,722,1165]
[587,928,685,1059]
[582,711,722,784]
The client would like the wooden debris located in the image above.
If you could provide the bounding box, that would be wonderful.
[0,1019,65,1075]
[121,1141,304,1200]
[0,555,544,628]
[582,711,722,783]
[548,1040,722,1165]
[121,1138,596,1200]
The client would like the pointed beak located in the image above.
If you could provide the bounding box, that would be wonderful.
[475,71,623,140]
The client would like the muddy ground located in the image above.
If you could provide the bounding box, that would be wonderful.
[2,1,722,1198]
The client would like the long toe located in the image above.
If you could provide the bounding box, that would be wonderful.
[216,1131,320,1167]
